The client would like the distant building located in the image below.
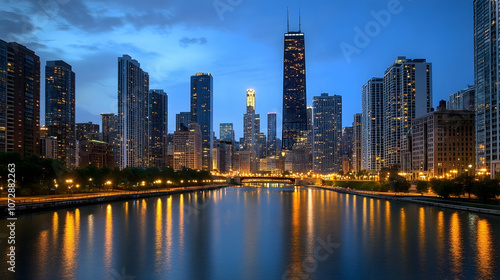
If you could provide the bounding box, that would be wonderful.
[148,89,168,167]
[448,85,475,111]
[362,77,384,171]
[217,140,233,174]
[46,60,76,168]
[220,123,235,142]
[191,73,213,171]
[342,127,353,173]
[101,113,119,167]
[118,55,149,168]
[78,140,114,169]
[76,122,100,142]
[40,136,58,159]
[313,93,342,174]
[176,112,191,131]
[173,123,202,171]
[352,114,363,173]
[267,113,278,157]
[412,100,475,179]
[384,56,432,171]
[0,40,40,157]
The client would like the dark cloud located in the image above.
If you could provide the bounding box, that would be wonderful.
[179,37,208,48]
[0,11,37,40]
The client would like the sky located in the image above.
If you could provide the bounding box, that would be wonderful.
[0,0,473,140]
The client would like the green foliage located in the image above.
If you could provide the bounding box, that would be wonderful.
[472,179,500,201]
[387,174,410,193]
[416,181,429,194]
[333,180,388,192]
[454,174,475,198]
[430,179,462,198]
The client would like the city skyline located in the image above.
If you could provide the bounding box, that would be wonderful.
[0,0,473,139]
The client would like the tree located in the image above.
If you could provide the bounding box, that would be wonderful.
[430,179,461,198]
[416,181,429,195]
[472,179,500,201]
[454,174,475,198]
[388,174,410,193]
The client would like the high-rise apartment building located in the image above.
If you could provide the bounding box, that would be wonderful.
[173,123,202,171]
[149,89,168,168]
[313,93,342,174]
[46,60,76,168]
[76,122,100,142]
[117,55,149,168]
[383,57,432,171]
[342,127,353,173]
[190,73,213,171]
[101,113,119,167]
[0,40,40,156]
[474,1,498,172]
[362,77,384,171]
[352,114,363,173]
[283,22,307,151]
[176,112,191,131]
[448,85,475,111]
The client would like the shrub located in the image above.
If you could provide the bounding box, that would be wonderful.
[472,179,500,201]
[416,181,429,194]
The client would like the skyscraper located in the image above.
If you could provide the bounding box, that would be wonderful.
[118,55,149,168]
[243,88,260,172]
[0,40,40,157]
[362,77,384,171]
[267,112,277,157]
[313,93,342,174]
[474,1,497,172]
[173,123,202,171]
[46,60,75,168]
[76,122,100,142]
[282,18,307,151]
[341,127,353,173]
[149,89,168,167]
[176,112,191,131]
[383,57,432,171]
[190,73,213,171]
[101,113,119,167]
[220,123,235,142]
[352,113,363,173]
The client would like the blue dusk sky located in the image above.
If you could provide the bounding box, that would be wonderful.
[1,0,472,139]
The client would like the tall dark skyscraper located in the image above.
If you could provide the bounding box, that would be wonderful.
[149,89,168,167]
[118,55,149,168]
[0,40,40,157]
[220,123,235,142]
[191,73,213,171]
[46,60,76,168]
[267,112,277,157]
[176,112,191,131]
[282,15,307,151]
[101,113,119,167]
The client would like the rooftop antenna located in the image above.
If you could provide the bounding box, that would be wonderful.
[299,8,301,32]
[287,7,290,33]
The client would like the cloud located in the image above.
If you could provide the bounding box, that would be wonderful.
[179,37,208,48]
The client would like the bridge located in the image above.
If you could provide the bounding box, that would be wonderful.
[226,176,322,186]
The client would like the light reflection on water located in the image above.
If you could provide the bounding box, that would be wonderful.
[1,185,500,280]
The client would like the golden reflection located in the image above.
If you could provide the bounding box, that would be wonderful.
[400,208,406,254]
[290,189,301,276]
[449,212,463,277]
[155,198,163,270]
[104,204,113,270]
[369,199,375,232]
[418,207,426,262]
[436,211,444,260]
[37,230,49,274]
[179,195,184,250]
[306,188,314,255]
[88,215,94,251]
[362,197,367,232]
[385,201,391,252]
[63,211,76,277]
[166,196,173,270]
[52,212,59,244]
[476,219,494,279]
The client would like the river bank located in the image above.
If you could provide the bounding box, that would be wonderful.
[314,185,500,216]
[0,185,228,215]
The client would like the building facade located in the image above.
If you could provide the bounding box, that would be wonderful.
[117,55,149,168]
[412,101,475,179]
[176,112,191,131]
[101,113,119,167]
[267,112,278,157]
[46,60,76,168]
[220,123,235,142]
[0,41,40,157]
[78,140,114,169]
[173,123,202,171]
[448,85,475,111]
[362,77,384,171]
[76,122,100,143]
[148,89,168,168]
[342,127,353,173]
[313,93,342,174]
[190,73,213,171]
[383,56,432,171]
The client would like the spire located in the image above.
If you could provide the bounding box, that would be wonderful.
[287,7,290,33]
[299,8,301,32]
